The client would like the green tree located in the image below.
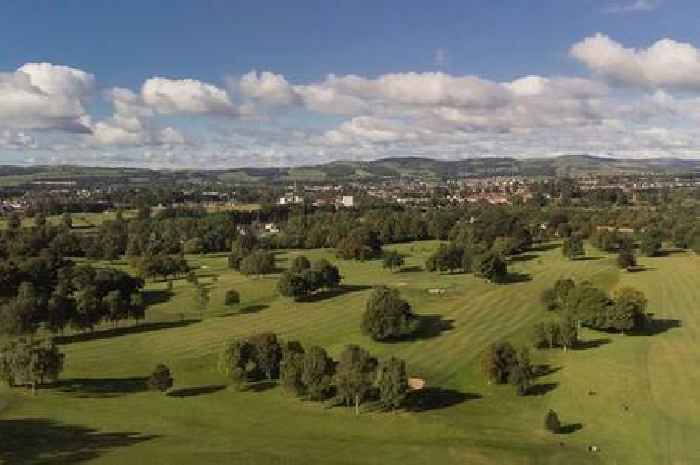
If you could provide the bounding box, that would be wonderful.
[562,235,585,260]
[280,341,305,397]
[382,250,405,272]
[640,229,663,257]
[147,364,173,392]
[475,251,507,283]
[617,249,636,269]
[218,339,252,389]
[334,345,377,415]
[290,255,311,274]
[249,332,282,380]
[312,259,341,289]
[545,409,561,433]
[375,357,409,410]
[224,289,240,306]
[239,251,275,276]
[609,287,648,333]
[301,346,334,400]
[361,286,417,341]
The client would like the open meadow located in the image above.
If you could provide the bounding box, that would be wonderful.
[1,241,698,465]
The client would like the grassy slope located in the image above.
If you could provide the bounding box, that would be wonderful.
[0,243,698,464]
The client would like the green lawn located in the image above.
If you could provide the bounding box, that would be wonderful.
[1,242,698,464]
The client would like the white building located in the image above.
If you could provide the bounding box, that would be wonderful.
[339,195,354,208]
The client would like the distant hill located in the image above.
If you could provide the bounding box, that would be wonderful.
[216,155,700,183]
[1,155,700,187]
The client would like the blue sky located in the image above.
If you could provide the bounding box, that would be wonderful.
[1,0,700,167]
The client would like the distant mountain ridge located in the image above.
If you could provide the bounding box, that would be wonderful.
[1,155,700,186]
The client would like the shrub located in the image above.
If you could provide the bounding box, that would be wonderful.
[224,289,240,306]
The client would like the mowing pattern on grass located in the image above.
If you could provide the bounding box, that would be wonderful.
[0,242,698,464]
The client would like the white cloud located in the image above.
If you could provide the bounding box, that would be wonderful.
[571,33,700,89]
[0,62,94,132]
[142,77,236,115]
[239,70,298,106]
[603,0,660,13]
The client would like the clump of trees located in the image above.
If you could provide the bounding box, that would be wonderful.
[131,254,190,281]
[480,342,534,395]
[336,226,382,261]
[219,333,410,414]
[239,250,276,277]
[277,257,341,301]
[0,338,64,394]
[537,279,649,337]
[0,263,145,336]
[474,251,508,283]
[361,286,418,341]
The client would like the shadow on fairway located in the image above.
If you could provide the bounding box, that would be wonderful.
[54,319,200,345]
[534,364,562,377]
[0,418,157,465]
[142,289,174,306]
[574,256,605,261]
[299,284,372,303]
[526,382,558,396]
[218,304,269,318]
[634,318,682,336]
[529,243,560,252]
[248,380,277,392]
[52,377,148,398]
[559,423,583,434]
[411,314,455,340]
[398,265,423,273]
[508,254,539,263]
[500,272,532,284]
[406,388,481,412]
[167,384,226,398]
[575,338,611,350]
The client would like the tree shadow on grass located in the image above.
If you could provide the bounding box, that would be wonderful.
[508,254,539,263]
[574,338,611,350]
[51,377,148,398]
[632,318,682,336]
[526,382,558,396]
[54,319,200,345]
[398,265,423,273]
[559,423,583,434]
[405,388,481,412]
[534,364,562,377]
[499,272,532,284]
[530,243,560,252]
[247,380,277,393]
[574,256,605,261]
[410,314,455,340]
[141,289,174,307]
[0,418,157,465]
[167,384,226,398]
[298,284,372,303]
[218,304,269,318]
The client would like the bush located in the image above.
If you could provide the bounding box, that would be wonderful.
[147,364,173,392]
[224,289,240,306]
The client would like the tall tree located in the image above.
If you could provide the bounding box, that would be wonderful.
[334,345,377,415]
[375,357,409,410]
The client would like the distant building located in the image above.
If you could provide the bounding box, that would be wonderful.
[339,195,354,208]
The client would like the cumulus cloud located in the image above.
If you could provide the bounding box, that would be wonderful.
[89,86,185,146]
[239,70,298,106]
[142,77,236,115]
[0,62,94,132]
[570,33,700,89]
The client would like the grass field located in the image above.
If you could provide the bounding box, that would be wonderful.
[1,242,698,464]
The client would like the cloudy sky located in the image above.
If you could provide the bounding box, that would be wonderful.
[2,0,700,168]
